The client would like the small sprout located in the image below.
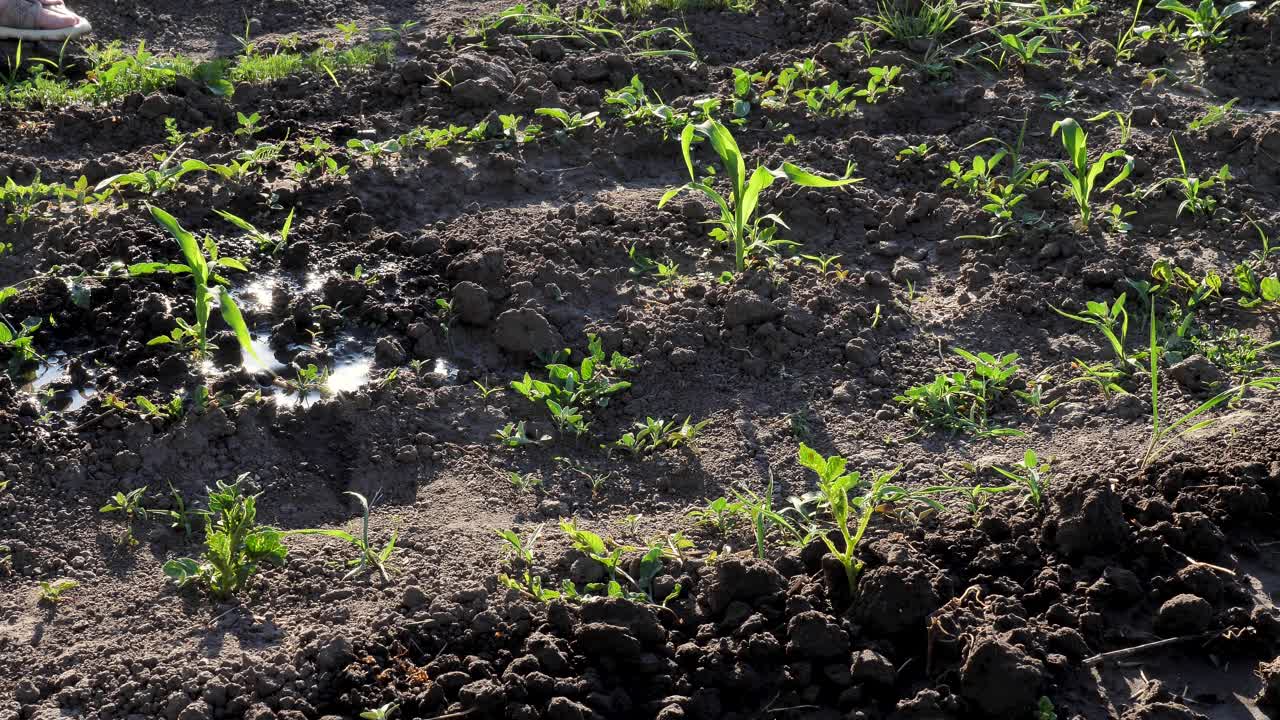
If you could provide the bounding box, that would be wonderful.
[39,579,79,604]
[991,450,1051,508]
[508,471,542,493]
[163,476,289,599]
[1050,118,1133,228]
[100,487,149,546]
[896,143,931,160]
[495,421,550,448]
[360,702,399,720]
[288,492,397,582]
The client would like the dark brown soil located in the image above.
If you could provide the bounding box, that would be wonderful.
[3,1,1280,719]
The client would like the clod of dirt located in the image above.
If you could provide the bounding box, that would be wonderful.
[1168,355,1227,392]
[959,635,1045,718]
[849,565,941,637]
[452,281,493,326]
[494,307,560,354]
[722,291,780,327]
[786,610,849,658]
[1154,593,1214,636]
[849,649,895,686]
[1052,485,1132,557]
[700,558,786,615]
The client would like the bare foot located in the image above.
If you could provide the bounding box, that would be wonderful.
[0,0,91,41]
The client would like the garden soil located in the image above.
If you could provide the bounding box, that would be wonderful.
[2,1,1280,719]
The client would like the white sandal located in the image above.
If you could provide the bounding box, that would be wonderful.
[0,0,91,41]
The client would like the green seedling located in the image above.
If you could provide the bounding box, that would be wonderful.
[1233,221,1280,310]
[508,471,542,493]
[1141,134,1230,217]
[473,379,502,399]
[1053,293,1139,369]
[360,702,399,720]
[855,65,902,104]
[215,207,295,254]
[799,443,903,592]
[997,33,1063,65]
[141,207,259,363]
[991,450,1051,508]
[234,111,264,141]
[1189,98,1237,132]
[534,107,600,131]
[1085,109,1134,145]
[661,119,859,273]
[942,150,1006,196]
[861,0,961,40]
[346,137,402,162]
[628,244,682,286]
[495,421,550,448]
[96,129,211,196]
[1156,0,1255,49]
[284,364,331,400]
[38,579,79,604]
[163,476,289,599]
[100,487,149,546]
[150,482,201,535]
[895,349,1023,436]
[688,497,745,537]
[896,143,932,160]
[497,525,567,602]
[288,492,396,582]
[0,315,42,376]
[1050,118,1133,228]
[1141,304,1279,468]
[135,393,186,421]
[510,334,633,435]
[1068,359,1129,399]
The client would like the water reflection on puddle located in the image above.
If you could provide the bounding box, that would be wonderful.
[19,352,97,412]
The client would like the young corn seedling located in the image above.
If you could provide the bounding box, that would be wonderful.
[214,207,295,254]
[1141,135,1230,217]
[38,579,79,604]
[1141,304,1280,468]
[1156,0,1255,50]
[991,450,1051,508]
[1050,118,1134,228]
[100,487,150,546]
[288,492,396,582]
[660,119,859,273]
[96,126,212,196]
[141,207,260,363]
[163,477,289,599]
